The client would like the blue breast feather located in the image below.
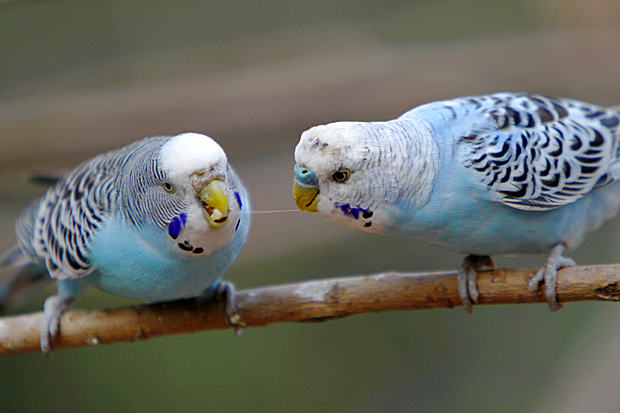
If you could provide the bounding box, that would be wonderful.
[83,204,250,302]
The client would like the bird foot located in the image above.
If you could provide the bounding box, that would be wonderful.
[528,243,575,312]
[41,292,74,355]
[216,282,244,335]
[458,255,495,314]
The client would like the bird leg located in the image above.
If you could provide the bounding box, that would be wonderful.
[216,281,237,323]
[458,254,495,314]
[527,243,575,312]
[199,281,243,334]
[41,292,74,356]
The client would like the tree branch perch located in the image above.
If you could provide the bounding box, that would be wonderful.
[1,264,620,355]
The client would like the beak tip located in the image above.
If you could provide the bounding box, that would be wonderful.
[196,178,230,227]
[293,181,319,213]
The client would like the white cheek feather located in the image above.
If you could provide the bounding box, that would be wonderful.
[179,187,241,254]
[159,133,227,182]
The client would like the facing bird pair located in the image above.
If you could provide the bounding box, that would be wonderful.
[3,92,620,354]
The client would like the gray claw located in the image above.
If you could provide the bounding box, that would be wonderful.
[41,292,74,355]
[528,243,575,312]
[458,255,494,314]
[217,282,243,334]
[457,265,474,314]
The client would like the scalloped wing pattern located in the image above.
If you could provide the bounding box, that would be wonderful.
[458,94,620,210]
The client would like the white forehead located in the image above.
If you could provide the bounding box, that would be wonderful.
[295,122,369,173]
[159,133,227,178]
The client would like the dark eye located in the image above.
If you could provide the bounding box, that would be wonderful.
[163,182,175,193]
[332,169,351,183]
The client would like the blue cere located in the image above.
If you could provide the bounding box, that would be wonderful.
[168,213,187,239]
[234,191,243,208]
[294,164,319,186]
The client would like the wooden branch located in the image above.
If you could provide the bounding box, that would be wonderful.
[1,264,619,355]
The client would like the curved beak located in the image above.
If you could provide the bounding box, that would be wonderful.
[293,181,319,212]
[191,173,229,227]
[293,165,319,212]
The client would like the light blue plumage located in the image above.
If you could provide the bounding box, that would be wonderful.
[293,92,620,312]
[0,133,250,354]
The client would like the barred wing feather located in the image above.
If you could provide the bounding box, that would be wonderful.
[458,94,620,211]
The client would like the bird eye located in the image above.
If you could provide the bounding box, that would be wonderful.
[163,182,175,193]
[332,169,351,183]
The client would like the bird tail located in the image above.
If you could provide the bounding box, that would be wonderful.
[0,245,51,312]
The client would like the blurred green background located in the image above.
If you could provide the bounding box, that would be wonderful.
[2,0,620,411]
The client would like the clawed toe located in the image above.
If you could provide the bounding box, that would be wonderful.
[457,266,474,314]
[217,282,244,334]
[40,292,74,355]
[529,243,575,312]
[458,255,494,314]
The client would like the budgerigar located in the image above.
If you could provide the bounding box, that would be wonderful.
[0,133,250,354]
[293,93,620,312]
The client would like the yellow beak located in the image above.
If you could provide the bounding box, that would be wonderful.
[192,175,229,227]
[293,181,319,212]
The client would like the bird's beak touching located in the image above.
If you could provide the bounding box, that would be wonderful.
[191,173,229,227]
[293,165,319,213]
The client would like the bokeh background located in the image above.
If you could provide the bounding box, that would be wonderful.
[2,1,620,411]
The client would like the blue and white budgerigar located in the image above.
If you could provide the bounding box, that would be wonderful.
[0,133,250,354]
[293,93,620,312]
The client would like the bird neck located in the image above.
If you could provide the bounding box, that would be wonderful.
[370,118,441,210]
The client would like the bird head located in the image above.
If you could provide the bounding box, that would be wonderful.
[293,120,439,233]
[293,122,388,232]
[157,133,246,253]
